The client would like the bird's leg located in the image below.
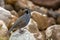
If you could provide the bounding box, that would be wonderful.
[19,28,25,34]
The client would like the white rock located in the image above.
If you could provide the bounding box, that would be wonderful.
[9,29,36,40]
[0,7,12,26]
[0,7,11,17]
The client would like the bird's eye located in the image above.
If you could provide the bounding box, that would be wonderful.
[25,10,29,14]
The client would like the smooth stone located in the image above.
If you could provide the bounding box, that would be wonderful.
[0,7,12,27]
[45,25,60,40]
[31,11,48,30]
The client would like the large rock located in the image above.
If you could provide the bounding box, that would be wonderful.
[5,4,14,11]
[25,18,46,40]
[31,11,49,30]
[45,25,60,40]
[9,29,36,40]
[14,0,37,11]
[30,0,60,9]
[0,7,12,26]
[5,0,17,4]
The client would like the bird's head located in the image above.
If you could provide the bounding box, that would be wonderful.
[24,8,31,17]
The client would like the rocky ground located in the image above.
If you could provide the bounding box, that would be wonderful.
[0,0,60,40]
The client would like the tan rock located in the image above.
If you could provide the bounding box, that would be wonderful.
[31,11,48,30]
[14,0,28,11]
[5,0,17,4]
[8,15,18,29]
[0,20,9,40]
[14,0,37,11]
[10,10,18,17]
[18,9,25,16]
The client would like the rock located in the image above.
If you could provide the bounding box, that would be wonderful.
[47,10,60,19]
[14,0,37,11]
[25,18,46,40]
[18,9,25,16]
[0,7,12,19]
[47,10,60,24]
[35,31,46,40]
[54,9,60,24]
[34,7,48,14]
[0,0,5,8]
[0,20,9,40]
[31,11,49,30]
[27,1,36,10]
[8,10,18,29]
[10,10,18,17]
[5,0,17,4]
[14,0,28,11]
[56,16,60,24]
[0,7,12,27]
[8,15,18,29]
[13,2,21,12]
[55,9,60,13]
[45,25,60,40]
[30,0,60,9]
[9,29,36,40]
[5,4,14,11]
[48,17,56,26]
[25,18,39,33]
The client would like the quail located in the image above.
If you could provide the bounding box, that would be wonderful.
[8,8,31,33]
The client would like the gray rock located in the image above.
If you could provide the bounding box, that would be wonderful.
[9,29,36,40]
[45,25,60,40]
[0,7,12,26]
[0,0,5,8]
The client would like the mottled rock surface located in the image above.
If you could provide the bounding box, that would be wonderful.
[9,29,36,40]
[0,20,9,40]
[45,25,60,40]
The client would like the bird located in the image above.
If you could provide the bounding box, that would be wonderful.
[8,8,31,33]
